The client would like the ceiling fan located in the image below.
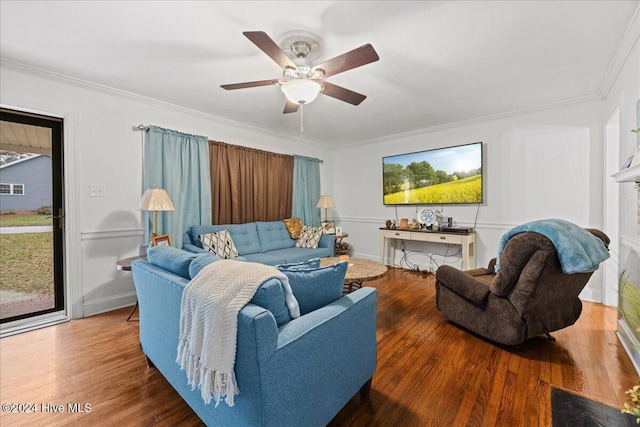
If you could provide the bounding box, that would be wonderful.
[221,31,380,114]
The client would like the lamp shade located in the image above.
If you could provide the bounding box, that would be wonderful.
[139,188,175,212]
[281,79,322,105]
[316,194,335,209]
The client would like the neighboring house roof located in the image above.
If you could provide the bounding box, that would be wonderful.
[0,155,44,170]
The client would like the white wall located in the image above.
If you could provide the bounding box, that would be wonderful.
[1,65,333,317]
[1,51,629,314]
[332,100,606,300]
[603,21,640,373]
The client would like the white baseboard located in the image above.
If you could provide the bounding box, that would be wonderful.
[83,291,137,317]
[579,287,603,304]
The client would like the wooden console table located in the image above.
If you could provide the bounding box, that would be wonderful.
[380,228,476,270]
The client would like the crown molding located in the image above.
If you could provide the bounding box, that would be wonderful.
[599,4,640,98]
[0,59,324,148]
[336,93,603,150]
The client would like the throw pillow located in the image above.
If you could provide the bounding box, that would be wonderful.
[250,277,294,327]
[295,225,323,249]
[281,261,348,315]
[147,245,198,280]
[283,217,304,239]
[188,253,221,279]
[199,230,239,259]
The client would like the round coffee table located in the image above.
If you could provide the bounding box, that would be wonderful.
[320,257,388,293]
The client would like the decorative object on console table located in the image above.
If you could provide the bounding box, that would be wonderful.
[418,208,436,227]
[139,187,175,243]
[399,218,408,229]
[317,194,335,222]
[335,232,349,256]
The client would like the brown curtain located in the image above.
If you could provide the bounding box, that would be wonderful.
[209,141,294,224]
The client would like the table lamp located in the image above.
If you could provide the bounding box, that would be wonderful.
[316,194,335,222]
[139,188,175,238]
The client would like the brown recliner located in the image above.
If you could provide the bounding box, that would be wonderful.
[435,229,610,346]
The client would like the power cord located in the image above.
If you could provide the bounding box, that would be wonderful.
[473,202,480,230]
[396,246,463,273]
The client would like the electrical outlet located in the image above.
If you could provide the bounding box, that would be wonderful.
[89,185,105,197]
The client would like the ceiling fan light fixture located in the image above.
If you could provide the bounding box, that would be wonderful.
[281,79,322,105]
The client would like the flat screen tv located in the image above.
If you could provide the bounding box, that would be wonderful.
[383,142,483,205]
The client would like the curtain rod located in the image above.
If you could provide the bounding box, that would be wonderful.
[135,124,323,163]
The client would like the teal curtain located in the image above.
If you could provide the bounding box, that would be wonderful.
[292,155,321,226]
[144,126,211,248]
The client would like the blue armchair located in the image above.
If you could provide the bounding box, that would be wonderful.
[131,251,377,426]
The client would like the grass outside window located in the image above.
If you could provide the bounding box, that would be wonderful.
[0,232,53,295]
[0,214,52,227]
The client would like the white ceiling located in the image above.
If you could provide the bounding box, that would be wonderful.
[1,1,638,148]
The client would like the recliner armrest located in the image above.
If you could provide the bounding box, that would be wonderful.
[436,265,491,307]
[488,258,497,273]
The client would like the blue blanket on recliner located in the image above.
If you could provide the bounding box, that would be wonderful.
[496,219,609,274]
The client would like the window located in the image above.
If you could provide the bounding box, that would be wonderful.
[0,183,25,195]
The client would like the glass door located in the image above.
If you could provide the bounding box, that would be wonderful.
[0,108,64,327]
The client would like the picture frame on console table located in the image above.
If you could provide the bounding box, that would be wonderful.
[321,221,336,234]
[152,234,172,247]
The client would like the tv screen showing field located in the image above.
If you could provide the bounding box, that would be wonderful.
[383,142,482,205]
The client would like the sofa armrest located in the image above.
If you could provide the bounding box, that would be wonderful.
[276,287,377,348]
[254,287,377,425]
[182,243,208,254]
[318,234,335,257]
[436,265,491,307]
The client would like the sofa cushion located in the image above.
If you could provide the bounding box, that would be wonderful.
[249,277,294,327]
[242,252,287,266]
[256,221,296,252]
[147,245,198,280]
[280,261,348,315]
[200,230,239,259]
[270,247,331,264]
[283,217,304,239]
[276,258,321,270]
[188,253,221,279]
[295,225,323,249]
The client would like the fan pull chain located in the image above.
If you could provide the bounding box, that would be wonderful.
[300,103,304,139]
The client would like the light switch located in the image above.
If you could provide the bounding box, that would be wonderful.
[89,185,105,197]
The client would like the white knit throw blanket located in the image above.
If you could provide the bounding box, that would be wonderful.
[176,259,300,407]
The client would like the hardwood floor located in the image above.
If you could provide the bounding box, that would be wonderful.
[0,268,635,426]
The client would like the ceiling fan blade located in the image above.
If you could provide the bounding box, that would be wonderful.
[321,81,367,105]
[312,44,379,78]
[220,79,279,90]
[283,100,300,114]
[243,31,297,70]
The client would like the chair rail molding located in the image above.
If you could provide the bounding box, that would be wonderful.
[80,228,144,241]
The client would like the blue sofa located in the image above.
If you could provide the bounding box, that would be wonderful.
[131,245,378,427]
[183,221,334,264]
